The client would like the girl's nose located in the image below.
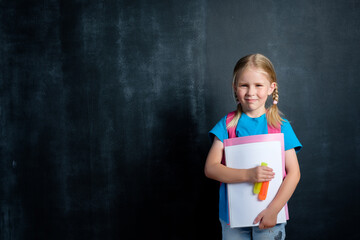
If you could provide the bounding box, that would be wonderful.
[247,86,256,95]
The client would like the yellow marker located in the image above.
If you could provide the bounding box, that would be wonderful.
[253,182,262,194]
[253,162,267,194]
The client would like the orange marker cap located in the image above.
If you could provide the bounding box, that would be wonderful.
[258,181,269,201]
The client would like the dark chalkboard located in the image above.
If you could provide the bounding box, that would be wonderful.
[0,0,359,239]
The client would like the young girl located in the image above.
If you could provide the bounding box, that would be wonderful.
[205,54,302,240]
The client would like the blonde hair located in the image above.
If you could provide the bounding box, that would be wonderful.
[228,53,284,129]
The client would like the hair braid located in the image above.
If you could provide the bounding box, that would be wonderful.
[272,86,279,105]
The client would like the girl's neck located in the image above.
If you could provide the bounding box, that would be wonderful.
[242,108,266,118]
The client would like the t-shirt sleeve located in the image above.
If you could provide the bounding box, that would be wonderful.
[281,120,302,153]
[209,115,228,143]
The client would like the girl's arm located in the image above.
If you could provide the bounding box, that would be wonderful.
[204,136,275,183]
[253,148,301,229]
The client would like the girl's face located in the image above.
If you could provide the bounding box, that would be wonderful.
[234,67,276,118]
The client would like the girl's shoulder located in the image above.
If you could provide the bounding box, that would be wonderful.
[281,118,295,130]
[280,118,302,152]
[208,114,228,143]
[281,118,290,125]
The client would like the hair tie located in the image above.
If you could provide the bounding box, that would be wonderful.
[273,100,278,105]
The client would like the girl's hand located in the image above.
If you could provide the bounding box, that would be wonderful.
[253,207,277,229]
[247,166,275,183]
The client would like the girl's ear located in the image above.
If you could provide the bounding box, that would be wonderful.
[268,82,277,95]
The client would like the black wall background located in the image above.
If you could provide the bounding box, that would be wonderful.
[0,0,359,239]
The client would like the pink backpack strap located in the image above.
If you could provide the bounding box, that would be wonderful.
[226,111,237,138]
[220,111,237,165]
[266,121,285,177]
[267,123,281,134]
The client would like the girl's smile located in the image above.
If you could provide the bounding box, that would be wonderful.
[245,98,258,102]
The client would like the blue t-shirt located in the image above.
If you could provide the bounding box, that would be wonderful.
[209,112,302,223]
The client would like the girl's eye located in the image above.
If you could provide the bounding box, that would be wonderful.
[256,84,263,87]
